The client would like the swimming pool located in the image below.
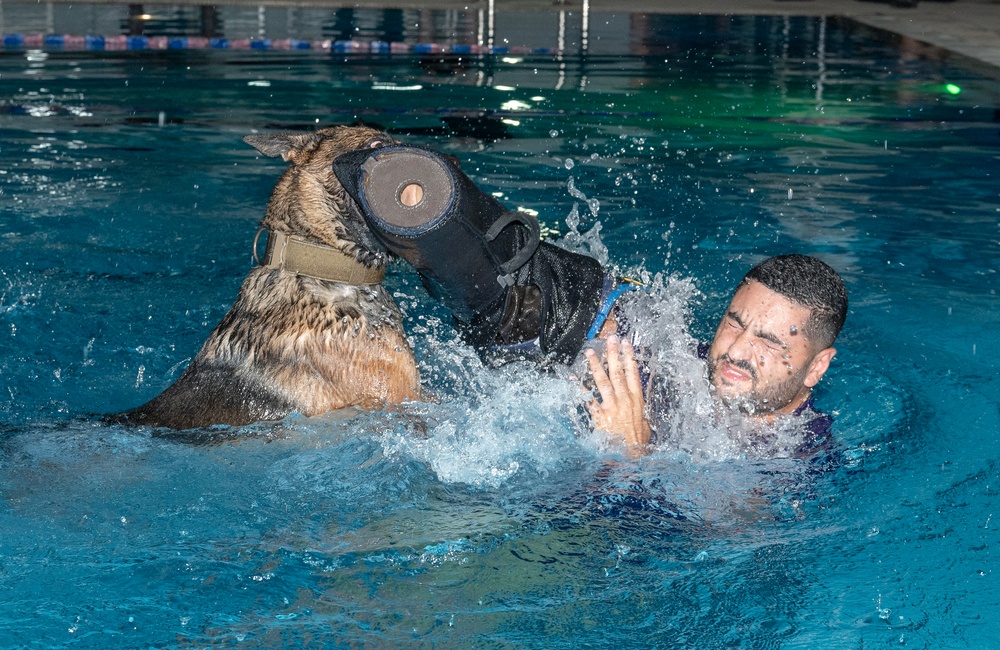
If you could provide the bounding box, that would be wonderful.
[2,8,999,647]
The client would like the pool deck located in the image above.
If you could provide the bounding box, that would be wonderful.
[509,0,1000,70]
[488,0,1000,69]
[8,0,1000,70]
[617,1,1000,71]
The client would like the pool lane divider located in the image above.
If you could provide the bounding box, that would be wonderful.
[1,34,556,54]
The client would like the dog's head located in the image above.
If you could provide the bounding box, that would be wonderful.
[244,125,397,268]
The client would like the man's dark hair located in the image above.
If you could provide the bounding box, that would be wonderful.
[742,254,848,349]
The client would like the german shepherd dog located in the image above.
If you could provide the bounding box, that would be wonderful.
[116,126,421,430]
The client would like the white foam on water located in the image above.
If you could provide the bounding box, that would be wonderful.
[379,354,585,488]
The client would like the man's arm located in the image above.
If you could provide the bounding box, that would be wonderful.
[585,334,653,457]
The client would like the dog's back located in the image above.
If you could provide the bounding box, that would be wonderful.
[118,126,420,429]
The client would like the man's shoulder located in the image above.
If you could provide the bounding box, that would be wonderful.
[791,397,837,464]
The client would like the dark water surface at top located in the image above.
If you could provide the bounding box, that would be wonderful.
[1,12,999,648]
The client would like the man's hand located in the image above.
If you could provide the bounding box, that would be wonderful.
[585,334,652,456]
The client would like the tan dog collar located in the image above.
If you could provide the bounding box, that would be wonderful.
[254,229,385,285]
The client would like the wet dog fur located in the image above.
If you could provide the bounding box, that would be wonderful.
[115,126,420,430]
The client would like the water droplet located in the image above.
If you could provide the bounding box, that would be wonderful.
[564,158,575,170]
[789,325,798,335]
[549,129,559,138]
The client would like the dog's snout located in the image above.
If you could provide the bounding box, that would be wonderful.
[399,182,424,207]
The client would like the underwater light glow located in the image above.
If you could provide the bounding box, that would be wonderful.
[945,83,962,94]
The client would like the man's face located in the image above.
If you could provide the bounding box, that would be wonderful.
[706,280,833,415]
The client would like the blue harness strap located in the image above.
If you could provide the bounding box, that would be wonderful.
[586,277,646,340]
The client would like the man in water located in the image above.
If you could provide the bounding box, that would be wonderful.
[585,254,846,456]
[331,144,846,454]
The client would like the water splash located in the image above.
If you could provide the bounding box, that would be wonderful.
[0,270,40,321]
[611,274,819,463]
[379,357,584,488]
[555,177,609,266]
[385,262,824,492]
[567,175,601,219]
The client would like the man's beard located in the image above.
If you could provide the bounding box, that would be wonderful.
[708,353,810,415]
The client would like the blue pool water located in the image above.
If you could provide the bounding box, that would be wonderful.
[2,10,999,648]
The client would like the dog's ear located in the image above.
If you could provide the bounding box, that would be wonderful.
[351,118,388,132]
[243,133,316,162]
